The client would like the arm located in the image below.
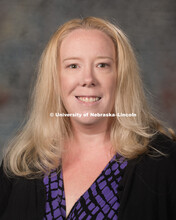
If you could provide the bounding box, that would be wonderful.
[118,133,176,220]
[0,161,12,217]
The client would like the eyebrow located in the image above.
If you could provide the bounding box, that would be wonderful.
[96,56,114,61]
[63,57,82,62]
[63,56,114,62]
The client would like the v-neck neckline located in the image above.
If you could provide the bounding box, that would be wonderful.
[60,153,118,219]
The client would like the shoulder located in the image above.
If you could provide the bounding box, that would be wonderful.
[0,162,45,219]
[148,131,176,156]
[0,161,13,196]
[0,163,44,192]
[135,132,176,193]
[140,132,176,172]
[0,161,13,216]
[118,133,176,219]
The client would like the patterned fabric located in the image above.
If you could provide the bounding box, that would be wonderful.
[43,153,127,220]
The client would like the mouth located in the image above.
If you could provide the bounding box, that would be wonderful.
[75,96,101,103]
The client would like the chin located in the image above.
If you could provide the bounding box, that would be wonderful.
[72,117,105,126]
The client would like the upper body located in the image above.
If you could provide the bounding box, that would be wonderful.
[1,17,176,220]
[1,132,176,220]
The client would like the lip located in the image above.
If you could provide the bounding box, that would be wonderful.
[75,96,102,105]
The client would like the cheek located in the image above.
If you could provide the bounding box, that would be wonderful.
[60,75,74,96]
[103,77,116,95]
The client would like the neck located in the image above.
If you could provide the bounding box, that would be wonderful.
[63,118,115,160]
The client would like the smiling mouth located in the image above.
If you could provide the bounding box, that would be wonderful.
[75,96,101,103]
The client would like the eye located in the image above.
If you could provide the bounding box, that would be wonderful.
[68,64,78,69]
[97,63,109,68]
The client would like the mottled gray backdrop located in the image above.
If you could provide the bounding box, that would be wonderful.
[0,0,176,161]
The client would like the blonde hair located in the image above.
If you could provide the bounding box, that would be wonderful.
[3,16,173,179]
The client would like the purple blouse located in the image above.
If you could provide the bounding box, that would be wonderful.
[43,153,127,220]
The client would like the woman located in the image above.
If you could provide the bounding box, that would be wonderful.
[0,17,176,220]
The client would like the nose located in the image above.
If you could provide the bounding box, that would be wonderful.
[80,65,96,87]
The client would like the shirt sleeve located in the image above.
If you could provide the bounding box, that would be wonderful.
[118,134,176,220]
[167,141,176,219]
[0,161,12,217]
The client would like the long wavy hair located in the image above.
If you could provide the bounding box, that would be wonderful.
[3,16,173,179]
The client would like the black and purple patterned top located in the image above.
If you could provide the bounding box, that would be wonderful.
[43,153,127,220]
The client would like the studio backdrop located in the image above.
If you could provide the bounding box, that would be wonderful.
[0,0,176,161]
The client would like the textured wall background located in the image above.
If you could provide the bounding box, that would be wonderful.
[0,0,176,161]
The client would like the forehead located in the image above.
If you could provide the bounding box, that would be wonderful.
[59,29,116,59]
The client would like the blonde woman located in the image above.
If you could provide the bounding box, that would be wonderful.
[0,17,176,220]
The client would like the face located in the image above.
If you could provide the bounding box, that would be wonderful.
[59,29,117,126]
